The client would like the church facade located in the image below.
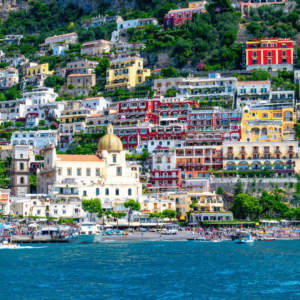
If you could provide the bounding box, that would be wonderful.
[37,125,143,208]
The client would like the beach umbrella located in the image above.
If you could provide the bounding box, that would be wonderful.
[163,218,170,222]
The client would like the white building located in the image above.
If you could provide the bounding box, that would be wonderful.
[237,80,271,109]
[22,87,58,104]
[294,70,300,83]
[10,195,50,218]
[1,54,28,67]
[50,201,86,221]
[37,125,143,203]
[4,35,23,44]
[81,97,109,111]
[44,33,78,47]
[11,130,59,149]
[82,15,124,29]
[0,189,11,216]
[0,68,19,88]
[117,18,158,32]
[53,44,66,56]
[136,139,185,154]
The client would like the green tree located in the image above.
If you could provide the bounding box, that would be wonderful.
[250,69,271,80]
[217,186,224,195]
[230,193,262,219]
[5,121,13,128]
[95,56,110,77]
[149,212,164,227]
[111,211,126,228]
[29,174,36,187]
[15,121,24,128]
[82,198,104,222]
[162,209,177,220]
[161,67,180,78]
[222,29,237,47]
[39,120,45,126]
[291,195,300,208]
[233,179,244,196]
[68,84,75,89]
[124,199,141,228]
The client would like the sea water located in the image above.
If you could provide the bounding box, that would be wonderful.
[1,240,300,300]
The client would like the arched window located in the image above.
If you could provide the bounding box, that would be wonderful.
[20,177,24,184]
[105,188,109,195]
[128,188,132,196]
[138,76,142,83]
[113,154,116,163]
[20,154,23,158]
[20,163,24,170]
[96,188,99,196]
[116,188,119,196]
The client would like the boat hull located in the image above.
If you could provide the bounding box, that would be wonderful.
[67,234,102,244]
[235,239,255,243]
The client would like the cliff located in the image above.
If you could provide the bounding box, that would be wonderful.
[0,0,29,21]
[57,0,137,13]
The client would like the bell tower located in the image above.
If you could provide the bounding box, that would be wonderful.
[11,145,33,196]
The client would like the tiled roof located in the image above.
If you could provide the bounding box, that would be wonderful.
[45,33,77,40]
[68,73,95,77]
[57,155,103,162]
[237,81,270,85]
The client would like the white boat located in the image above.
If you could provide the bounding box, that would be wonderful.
[65,222,102,244]
[235,232,255,244]
[210,239,222,243]
[0,240,20,249]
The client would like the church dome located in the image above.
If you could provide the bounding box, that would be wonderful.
[98,124,123,151]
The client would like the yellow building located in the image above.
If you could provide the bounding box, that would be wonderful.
[26,63,54,78]
[105,57,150,92]
[223,141,299,178]
[241,106,296,142]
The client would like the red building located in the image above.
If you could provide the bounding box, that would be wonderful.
[186,108,242,146]
[149,169,182,192]
[163,2,206,29]
[117,98,159,124]
[244,38,294,71]
[114,125,150,151]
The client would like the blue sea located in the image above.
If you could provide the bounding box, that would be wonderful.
[2,240,300,300]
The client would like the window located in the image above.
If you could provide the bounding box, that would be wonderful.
[63,210,66,215]
[83,191,87,196]
[20,163,24,170]
[54,210,58,215]
[20,154,23,158]
[117,167,122,176]
[77,168,81,176]
[105,188,109,195]
[67,168,71,175]
[241,89,246,93]
[20,177,24,184]
[128,188,132,196]
[86,168,91,176]
[251,88,256,93]
[268,51,271,56]
[113,155,116,163]
[96,168,100,176]
[116,188,119,196]
[283,50,286,56]
[58,168,62,175]
[96,188,99,196]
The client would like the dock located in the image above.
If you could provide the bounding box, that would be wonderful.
[11,235,68,244]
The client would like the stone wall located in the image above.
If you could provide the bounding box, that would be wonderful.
[0,0,29,21]
[57,0,137,13]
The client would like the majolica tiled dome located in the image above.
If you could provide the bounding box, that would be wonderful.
[98,124,123,151]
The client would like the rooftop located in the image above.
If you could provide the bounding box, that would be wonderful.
[237,81,270,85]
[57,155,104,162]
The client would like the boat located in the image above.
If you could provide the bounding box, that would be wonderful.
[210,239,222,243]
[258,237,276,241]
[0,240,20,249]
[235,232,255,244]
[65,222,102,244]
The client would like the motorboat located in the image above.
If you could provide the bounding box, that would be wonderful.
[210,239,222,243]
[65,222,102,244]
[258,237,276,241]
[0,240,20,249]
[235,232,255,244]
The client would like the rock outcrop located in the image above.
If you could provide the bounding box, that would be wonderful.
[0,0,29,21]
[57,0,137,13]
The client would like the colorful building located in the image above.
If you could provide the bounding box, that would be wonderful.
[164,1,206,29]
[186,108,242,146]
[239,0,287,16]
[105,57,150,92]
[243,38,294,71]
[176,145,223,179]
[26,63,53,79]
[223,141,299,178]
[241,106,296,142]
